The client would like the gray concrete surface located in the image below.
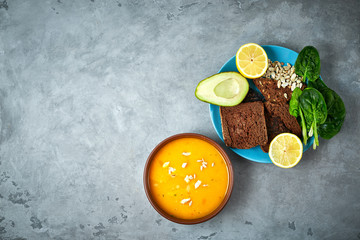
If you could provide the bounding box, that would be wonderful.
[0,0,359,239]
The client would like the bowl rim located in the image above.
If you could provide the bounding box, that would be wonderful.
[143,133,234,225]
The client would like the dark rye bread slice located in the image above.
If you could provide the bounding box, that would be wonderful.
[220,101,268,149]
[260,115,289,153]
[260,102,302,152]
[242,88,264,103]
[253,78,306,104]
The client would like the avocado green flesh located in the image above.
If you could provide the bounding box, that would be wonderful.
[195,72,249,106]
[214,78,239,99]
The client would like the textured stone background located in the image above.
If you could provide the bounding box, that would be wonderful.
[0,0,359,239]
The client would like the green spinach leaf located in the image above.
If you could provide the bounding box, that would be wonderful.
[308,77,327,91]
[299,88,327,149]
[310,79,346,139]
[289,87,302,117]
[289,87,309,144]
[295,46,321,83]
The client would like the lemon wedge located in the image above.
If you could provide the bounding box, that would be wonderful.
[269,133,303,168]
[236,43,268,79]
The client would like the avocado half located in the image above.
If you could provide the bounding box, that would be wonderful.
[195,72,249,106]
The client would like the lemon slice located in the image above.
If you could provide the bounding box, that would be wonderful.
[236,43,268,79]
[269,133,303,168]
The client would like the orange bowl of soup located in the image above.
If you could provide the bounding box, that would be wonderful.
[143,133,234,224]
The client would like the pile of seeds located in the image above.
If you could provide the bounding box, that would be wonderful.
[263,59,303,91]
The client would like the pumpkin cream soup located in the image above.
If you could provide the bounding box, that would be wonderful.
[149,137,229,220]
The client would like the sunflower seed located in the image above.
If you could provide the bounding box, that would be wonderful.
[181,198,191,204]
[291,83,296,91]
[270,72,275,79]
[184,175,190,183]
[291,73,297,81]
[168,167,176,175]
[195,180,202,189]
[281,82,289,87]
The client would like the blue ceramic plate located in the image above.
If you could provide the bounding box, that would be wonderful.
[209,45,314,163]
